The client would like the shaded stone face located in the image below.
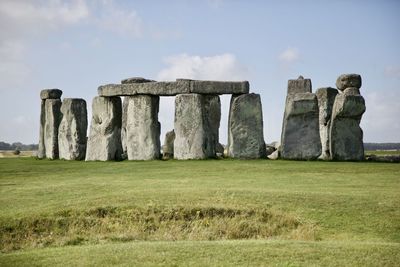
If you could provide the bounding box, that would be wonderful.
[121,97,129,159]
[40,89,63,100]
[121,77,155,84]
[162,130,175,159]
[330,93,366,161]
[43,99,62,159]
[58,98,88,160]
[37,100,46,159]
[336,74,362,91]
[281,78,321,160]
[227,93,266,159]
[126,95,161,160]
[85,96,123,161]
[174,94,221,159]
[316,87,338,160]
[287,76,312,95]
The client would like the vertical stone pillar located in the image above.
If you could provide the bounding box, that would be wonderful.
[38,89,62,159]
[121,97,129,159]
[316,87,338,160]
[227,93,266,159]
[281,76,321,160]
[330,74,365,161]
[58,98,88,160]
[85,96,122,161]
[174,94,221,159]
[126,95,161,160]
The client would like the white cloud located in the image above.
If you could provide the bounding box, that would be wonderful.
[384,65,400,79]
[157,53,248,81]
[279,47,300,64]
[0,0,89,40]
[362,91,400,142]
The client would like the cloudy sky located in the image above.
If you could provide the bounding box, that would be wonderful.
[0,0,399,144]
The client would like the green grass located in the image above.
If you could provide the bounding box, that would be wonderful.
[365,150,400,156]
[1,158,399,266]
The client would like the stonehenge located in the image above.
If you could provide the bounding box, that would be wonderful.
[38,89,62,159]
[58,98,87,160]
[227,93,266,159]
[37,74,366,162]
[281,77,321,160]
[85,96,123,161]
[316,88,338,160]
[330,74,365,160]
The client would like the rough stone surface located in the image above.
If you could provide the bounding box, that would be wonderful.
[336,74,362,91]
[37,100,46,159]
[126,95,161,160]
[227,93,266,159]
[316,87,338,160]
[121,77,155,84]
[98,79,249,96]
[330,93,366,161]
[343,87,360,96]
[40,89,62,100]
[121,97,129,159]
[86,96,123,161]
[268,150,279,160]
[162,130,175,159]
[58,98,87,160]
[281,92,321,160]
[43,99,62,159]
[98,80,190,96]
[287,76,312,95]
[174,94,221,159]
[184,79,249,94]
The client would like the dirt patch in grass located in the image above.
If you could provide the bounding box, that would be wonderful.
[1,206,319,252]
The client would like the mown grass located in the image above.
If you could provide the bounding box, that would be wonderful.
[0,158,399,265]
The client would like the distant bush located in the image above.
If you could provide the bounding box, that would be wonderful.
[13,149,21,155]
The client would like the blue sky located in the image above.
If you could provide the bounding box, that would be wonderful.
[1,0,399,144]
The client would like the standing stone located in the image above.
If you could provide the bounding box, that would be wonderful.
[174,94,221,159]
[38,89,63,159]
[227,93,266,159]
[316,87,338,160]
[281,76,321,160]
[86,96,122,161]
[121,97,129,159]
[330,75,365,161]
[162,130,175,160]
[43,99,62,159]
[336,74,362,91]
[58,98,87,160]
[38,100,46,159]
[126,95,161,160]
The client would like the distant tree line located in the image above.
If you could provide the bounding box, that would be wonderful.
[364,143,400,150]
[0,141,38,151]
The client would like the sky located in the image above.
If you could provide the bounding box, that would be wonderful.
[0,0,399,145]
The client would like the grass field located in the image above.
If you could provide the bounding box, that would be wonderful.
[0,158,399,266]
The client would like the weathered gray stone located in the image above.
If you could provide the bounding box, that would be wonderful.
[98,80,190,96]
[43,99,62,159]
[330,93,366,161]
[343,87,360,96]
[265,145,276,156]
[174,94,221,159]
[85,96,123,161]
[58,98,87,160]
[268,150,279,160]
[121,77,155,84]
[316,87,338,160]
[98,79,249,96]
[336,74,362,91]
[227,93,266,159]
[37,100,46,159]
[281,92,321,160]
[287,76,312,95]
[121,97,129,159]
[126,95,161,160]
[183,79,249,94]
[40,89,62,100]
[162,130,175,160]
